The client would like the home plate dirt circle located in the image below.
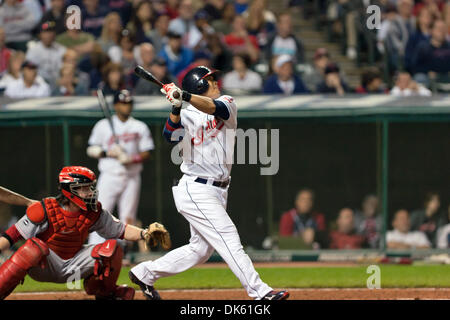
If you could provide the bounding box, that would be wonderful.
[7,288,450,300]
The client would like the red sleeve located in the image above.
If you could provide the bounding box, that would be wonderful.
[3,225,23,245]
[355,86,366,94]
[313,213,327,231]
[328,231,338,249]
[279,211,293,236]
[249,35,260,50]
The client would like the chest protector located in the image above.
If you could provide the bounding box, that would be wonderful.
[38,198,101,260]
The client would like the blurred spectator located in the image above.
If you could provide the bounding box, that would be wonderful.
[404,7,432,73]
[162,0,179,19]
[158,30,194,77]
[61,48,90,90]
[279,188,327,248]
[410,192,448,246]
[98,12,123,54]
[99,62,125,95]
[0,0,36,52]
[0,51,25,92]
[203,0,225,21]
[445,2,450,33]
[168,0,202,49]
[377,4,398,55]
[25,21,67,89]
[192,10,215,52]
[413,0,445,20]
[0,27,11,75]
[24,0,45,28]
[222,52,262,94]
[108,29,138,79]
[224,15,260,63]
[56,28,96,57]
[316,63,350,95]
[390,71,432,96]
[5,61,51,98]
[135,42,156,69]
[263,54,308,94]
[436,205,450,249]
[242,0,276,48]
[126,0,154,44]
[265,12,304,65]
[410,19,450,85]
[329,208,366,249]
[39,0,67,35]
[302,48,330,92]
[132,42,155,87]
[52,63,89,96]
[107,0,133,27]
[355,67,388,94]
[148,13,170,54]
[78,44,111,91]
[385,0,416,71]
[206,32,233,72]
[211,1,236,35]
[354,194,382,248]
[325,0,361,60]
[387,209,431,249]
[134,57,175,95]
[81,0,110,38]
[176,50,212,86]
[234,0,249,15]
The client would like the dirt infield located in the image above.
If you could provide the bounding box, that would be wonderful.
[7,288,450,300]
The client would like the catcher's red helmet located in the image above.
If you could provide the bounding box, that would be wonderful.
[58,166,98,211]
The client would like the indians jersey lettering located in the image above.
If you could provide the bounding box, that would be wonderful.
[179,95,237,181]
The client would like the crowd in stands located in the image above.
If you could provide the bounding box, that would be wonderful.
[276,189,450,249]
[324,0,449,92]
[1,0,448,99]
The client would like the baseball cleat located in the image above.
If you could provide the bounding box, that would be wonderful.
[129,271,161,300]
[261,290,290,300]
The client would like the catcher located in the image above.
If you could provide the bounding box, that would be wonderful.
[0,166,170,300]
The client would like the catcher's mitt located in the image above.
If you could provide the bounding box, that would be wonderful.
[142,222,172,250]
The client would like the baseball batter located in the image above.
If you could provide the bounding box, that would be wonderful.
[129,66,290,300]
[87,89,155,245]
[0,166,170,300]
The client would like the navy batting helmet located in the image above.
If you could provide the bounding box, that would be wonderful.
[181,66,220,95]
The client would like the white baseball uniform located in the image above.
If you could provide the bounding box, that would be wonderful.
[131,95,273,299]
[87,114,154,245]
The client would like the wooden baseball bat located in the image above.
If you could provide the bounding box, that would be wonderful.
[96,88,119,144]
[134,65,180,99]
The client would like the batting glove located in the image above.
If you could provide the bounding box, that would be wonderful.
[106,143,124,158]
[117,152,132,165]
[161,83,182,108]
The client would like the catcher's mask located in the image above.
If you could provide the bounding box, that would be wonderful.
[58,166,98,211]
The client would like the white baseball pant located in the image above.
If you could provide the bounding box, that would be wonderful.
[130,175,272,299]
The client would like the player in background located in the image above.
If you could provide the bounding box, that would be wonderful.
[87,90,155,249]
[129,66,290,300]
[0,166,168,300]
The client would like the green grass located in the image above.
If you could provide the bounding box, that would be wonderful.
[13,265,450,293]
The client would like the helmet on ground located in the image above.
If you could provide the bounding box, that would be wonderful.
[181,66,220,95]
[58,166,98,211]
